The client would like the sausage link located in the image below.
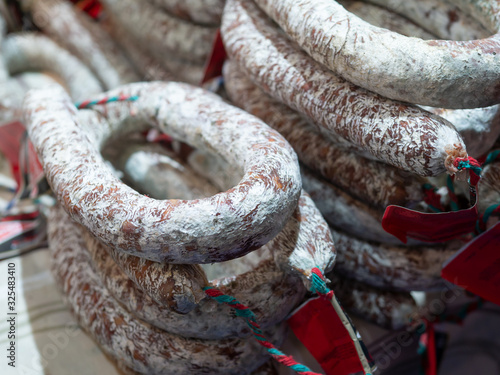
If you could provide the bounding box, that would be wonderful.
[84,226,304,339]
[102,16,203,84]
[329,274,418,330]
[331,227,460,291]
[221,0,467,177]
[252,0,500,108]
[25,82,301,263]
[31,0,139,89]
[0,72,57,125]
[222,59,426,208]
[99,0,217,65]
[340,0,500,160]
[339,0,436,39]
[146,0,225,26]
[360,0,489,40]
[48,205,286,375]
[97,235,208,314]
[103,140,332,325]
[2,33,102,100]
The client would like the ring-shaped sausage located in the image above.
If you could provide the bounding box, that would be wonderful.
[24,82,301,263]
[253,0,500,109]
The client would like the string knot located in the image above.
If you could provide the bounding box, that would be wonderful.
[310,267,330,296]
[203,286,319,375]
[453,157,482,185]
[75,94,139,109]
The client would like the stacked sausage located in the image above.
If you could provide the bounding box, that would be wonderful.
[96,0,224,84]
[220,0,500,329]
[23,81,337,374]
[0,0,141,125]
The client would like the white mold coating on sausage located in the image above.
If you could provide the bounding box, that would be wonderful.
[31,0,139,90]
[2,33,102,100]
[253,0,500,109]
[221,0,467,177]
[360,0,489,40]
[331,227,460,291]
[0,72,57,124]
[24,82,301,263]
[146,0,225,26]
[100,0,217,65]
[222,59,426,208]
[48,206,287,375]
[340,0,500,160]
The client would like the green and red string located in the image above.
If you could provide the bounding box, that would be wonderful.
[203,286,319,375]
[204,268,372,375]
[75,95,138,109]
[453,156,482,186]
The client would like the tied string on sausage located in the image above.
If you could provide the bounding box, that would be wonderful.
[453,157,482,186]
[310,268,374,375]
[75,94,139,109]
[203,286,319,375]
[422,156,483,215]
[204,268,374,375]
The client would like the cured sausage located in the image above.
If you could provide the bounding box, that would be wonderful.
[221,0,467,177]
[222,59,426,208]
[330,274,418,330]
[300,166,424,245]
[101,140,332,323]
[48,205,287,375]
[2,33,102,100]
[31,0,138,89]
[331,227,460,291]
[425,106,500,158]
[105,140,220,200]
[99,0,217,65]
[341,1,500,159]
[24,82,301,263]
[252,0,500,108]
[146,0,225,26]
[104,241,207,314]
[84,227,305,339]
[339,0,436,39]
[0,72,57,124]
[101,16,202,84]
[359,0,489,40]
